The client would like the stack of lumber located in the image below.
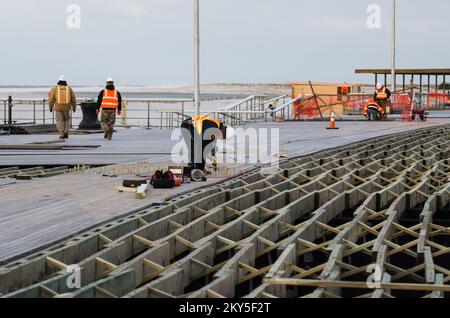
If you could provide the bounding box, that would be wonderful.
[0,143,100,150]
[3,124,57,135]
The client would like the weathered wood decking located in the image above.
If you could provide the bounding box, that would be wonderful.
[0,169,238,264]
[1,119,450,264]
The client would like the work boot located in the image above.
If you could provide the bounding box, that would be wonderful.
[103,130,108,139]
[106,130,113,141]
[64,133,69,139]
[59,134,65,140]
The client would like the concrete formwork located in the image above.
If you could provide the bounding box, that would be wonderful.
[3,125,450,298]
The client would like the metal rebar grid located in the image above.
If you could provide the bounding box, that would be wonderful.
[2,125,450,298]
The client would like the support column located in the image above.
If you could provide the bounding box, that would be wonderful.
[391,0,396,93]
[194,0,200,116]
[419,75,423,93]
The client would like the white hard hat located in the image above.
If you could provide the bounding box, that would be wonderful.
[376,83,383,90]
[106,77,114,83]
[59,75,67,82]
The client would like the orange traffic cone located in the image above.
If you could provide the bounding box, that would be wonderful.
[326,112,339,130]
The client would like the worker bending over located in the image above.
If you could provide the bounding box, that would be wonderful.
[48,75,77,139]
[181,116,226,172]
[374,83,392,113]
[97,78,122,140]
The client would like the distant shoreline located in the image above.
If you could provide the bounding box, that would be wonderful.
[0,83,292,96]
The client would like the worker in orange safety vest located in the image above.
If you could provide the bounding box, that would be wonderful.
[374,83,391,113]
[48,75,77,139]
[97,78,122,140]
[181,116,226,171]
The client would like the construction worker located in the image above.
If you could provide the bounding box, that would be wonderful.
[48,75,77,139]
[97,78,122,140]
[374,83,391,113]
[181,116,226,172]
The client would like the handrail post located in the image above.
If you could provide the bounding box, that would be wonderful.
[147,101,150,128]
[33,101,36,124]
[7,96,12,124]
[42,99,45,125]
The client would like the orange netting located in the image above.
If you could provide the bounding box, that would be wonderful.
[292,93,418,120]
[391,93,413,120]
[425,93,450,108]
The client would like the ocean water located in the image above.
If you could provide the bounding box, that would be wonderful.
[0,87,247,128]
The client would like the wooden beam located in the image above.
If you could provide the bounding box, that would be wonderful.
[95,286,117,298]
[193,206,207,215]
[40,285,59,297]
[206,289,225,298]
[243,219,261,230]
[143,259,165,271]
[205,220,222,230]
[147,287,176,298]
[191,258,212,270]
[138,218,149,226]
[45,256,67,271]
[133,234,156,247]
[168,220,183,229]
[175,235,195,249]
[263,278,450,292]
[99,233,113,244]
[95,257,117,271]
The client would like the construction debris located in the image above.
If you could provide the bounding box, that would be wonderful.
[0,124,57,135]
[135,183,149,199]
[0,166,71,180]
[0,143,100,150]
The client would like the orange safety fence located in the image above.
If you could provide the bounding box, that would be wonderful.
[291,93,436,121]
[425,93,450,108]
[292,94,373,119]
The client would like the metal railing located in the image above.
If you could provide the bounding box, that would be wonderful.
[269,95,314,119]
[0,95,281,130]
[210,95,269,126]
[0,97,195,130]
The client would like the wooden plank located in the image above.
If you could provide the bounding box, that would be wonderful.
[263,278,450,292]
[95,257,117,271]
[45,256,67,270]
[133,234,156,247]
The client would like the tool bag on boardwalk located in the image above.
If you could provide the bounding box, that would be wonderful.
[122,179,147,188]
[151,170,175,189]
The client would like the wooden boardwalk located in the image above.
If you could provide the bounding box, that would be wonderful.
[1,118,450,264]
[0,168,238,264]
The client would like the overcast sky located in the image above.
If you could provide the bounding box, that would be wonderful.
[0,0,448,86]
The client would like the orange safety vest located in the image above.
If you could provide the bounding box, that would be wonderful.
[101,89,119,109]
[56,85,70,104]
[193,115,221,135]
[376,87,388,100]
[364,102,385,116]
